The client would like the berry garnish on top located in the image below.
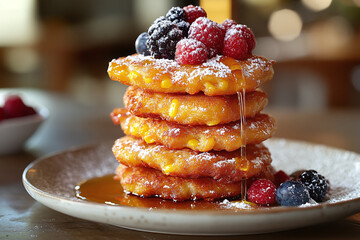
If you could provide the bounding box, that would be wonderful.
[166,7,186,22]
[223,26,249,60]
[188,17,225,58]
[166,7,190,37]
[146,20,183,59]
[183,5,207,24]
[247,179,277,206]
[223,24,256,60]
[154,16,166,24]
[135,32,150,56]
[175,38,208,65]
[222,19,237,31]
[174,21,190,38]
[298,170,328,202]
[135,5,256,64]
[235,24,256,53]
[276,180,310,206]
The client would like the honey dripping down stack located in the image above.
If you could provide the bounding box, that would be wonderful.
[108,6,278,206]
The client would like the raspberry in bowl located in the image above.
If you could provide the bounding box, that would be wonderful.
[0,94,49,155]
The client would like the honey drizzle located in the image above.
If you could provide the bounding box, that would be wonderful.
[237,89,247,200]
[237,65,247,200]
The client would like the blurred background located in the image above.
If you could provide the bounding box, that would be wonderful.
[0,0,360,110]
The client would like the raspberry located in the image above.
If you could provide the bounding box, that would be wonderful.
[222,19,237,31]
[175,39,208,65]
[223,27,249,60]
[25,106,37,116]
[298,170,328,202]
[165,7,189,37]
[3,95,28,118]
[0,107,5,121]
[276,181,310,206]
[183,5,207,24]
[188,17,225,58]
[247,179,277,206]
[274,170,291,187]
[232,24,256,53]
[146,20,183,59]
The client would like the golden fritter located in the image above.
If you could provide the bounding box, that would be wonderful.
[115,164,275,201]
[112,136,272,183]
[124,86,267,126]
[111,109,277,152]
[108,54,274,96]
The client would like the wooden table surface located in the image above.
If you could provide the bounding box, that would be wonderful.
[1,89,360,239]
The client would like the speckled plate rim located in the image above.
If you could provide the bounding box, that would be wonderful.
[23,138,360,235]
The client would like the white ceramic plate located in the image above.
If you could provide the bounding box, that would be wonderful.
[23,139,360,235]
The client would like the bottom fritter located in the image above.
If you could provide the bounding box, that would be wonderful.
[115,164,275,201]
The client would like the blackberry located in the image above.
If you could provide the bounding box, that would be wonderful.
[154,16,166,24]
[165,7,190,37]
[166,7,186,22]
[174,20,190,37]
[146,20,183,59]
[298,170,328,202]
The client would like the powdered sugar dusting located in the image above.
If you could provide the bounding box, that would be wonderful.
[124,55,180,73]
[220,199,255,210]
[201,55,232,77]
[120,54,233,83]
[243,56,273,78]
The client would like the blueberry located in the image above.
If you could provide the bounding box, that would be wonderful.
[276,180,310,206]
[298,170,328,202]
[135,32,150,56]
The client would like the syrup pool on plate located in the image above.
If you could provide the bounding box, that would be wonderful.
[74,174,258,211]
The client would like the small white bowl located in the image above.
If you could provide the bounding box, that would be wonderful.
[0,106,49,155]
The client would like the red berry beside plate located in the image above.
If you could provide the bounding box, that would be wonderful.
[0,94,48,154]
[0,95,37,121]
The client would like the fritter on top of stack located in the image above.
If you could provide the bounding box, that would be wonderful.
[108,5,276,202]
